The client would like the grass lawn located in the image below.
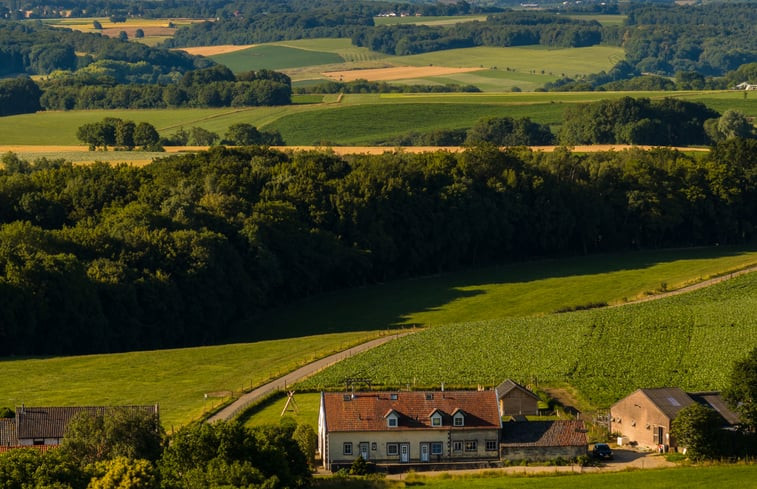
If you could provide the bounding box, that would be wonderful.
[248,247,757,338]
[0,331,380,429]
[241,392,322,429]
[313,465,757,488]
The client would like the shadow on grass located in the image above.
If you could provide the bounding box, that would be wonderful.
[230,246,752,343]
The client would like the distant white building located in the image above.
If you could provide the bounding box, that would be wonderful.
[735,82,757,90]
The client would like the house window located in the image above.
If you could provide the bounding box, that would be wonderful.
[453,415,464,427]
[431,414,442,427]
[388,417,398,428]
[343,442,353,456]
[431,442,443,455]
[464,441,477,452]
[387,443,398,456]
[486,440,498,451]
[452,441,463,452]
[372,442,377,451]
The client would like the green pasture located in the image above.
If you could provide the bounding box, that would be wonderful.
[398,69,555,92]
[266,102,564,145]
[566,14,628,26]
[300,271,757,407]
[393,46,625,78]
[241,392,322,429]
[0,331,380,429]
[373,15,488,26]
[0,105,323,145]
[314,465,757,489]
[0,90,751,146]
[209,45,344,73]
[267,39,387,64]
[250,247,757,338]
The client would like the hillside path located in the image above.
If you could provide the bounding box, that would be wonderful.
[206,332,412,423]
[613,264,757,307]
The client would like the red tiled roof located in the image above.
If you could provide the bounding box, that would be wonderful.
[501,420,587,447]
[323,391,500,432]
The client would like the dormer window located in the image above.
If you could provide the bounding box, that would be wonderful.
[426,393,433,400]
[385,410,399,428]
[453,411,465,427]
[430,412,443,427]
[390,393,398,400]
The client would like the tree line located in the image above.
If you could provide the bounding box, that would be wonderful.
[0,408,313,489]
[0,137,755,356]
[351,12,605,56]
[0,65,291,113]
[40,65,292,110]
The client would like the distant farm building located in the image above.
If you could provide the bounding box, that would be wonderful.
[495,379,540,416]
[0,405,159,450]
[610,388,740,450]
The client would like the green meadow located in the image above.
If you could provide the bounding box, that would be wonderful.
[0,90,752,147]
[0,331,380,429]
[204,38,624,90]
[373,15,488,26]
[313,465,757,489]
[248,247,757,337]
[301,271,757,407]
[241,392,323,429]
[210,45,344,72]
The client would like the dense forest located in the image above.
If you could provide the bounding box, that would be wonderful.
[0,21,207,78]
[1,138,755,356]
[352,12,604,55]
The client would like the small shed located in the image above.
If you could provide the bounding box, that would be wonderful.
[495,379,539,416]
[500,420,587,461]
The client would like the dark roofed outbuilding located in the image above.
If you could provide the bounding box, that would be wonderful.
[500,420,587,461]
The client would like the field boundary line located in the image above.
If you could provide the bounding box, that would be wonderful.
[158,107,257,131]
[206,331,415,423]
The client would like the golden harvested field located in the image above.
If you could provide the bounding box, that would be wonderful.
[177,45,258,56]
[322,66,484,82]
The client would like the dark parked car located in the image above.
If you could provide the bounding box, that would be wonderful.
[592,443,613,460]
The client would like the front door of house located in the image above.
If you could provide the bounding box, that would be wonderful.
[359,442,369,461]
[420,443,430,462]
[400,443,410,463]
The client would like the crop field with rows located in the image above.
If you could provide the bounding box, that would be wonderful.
[299,272,757,407]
